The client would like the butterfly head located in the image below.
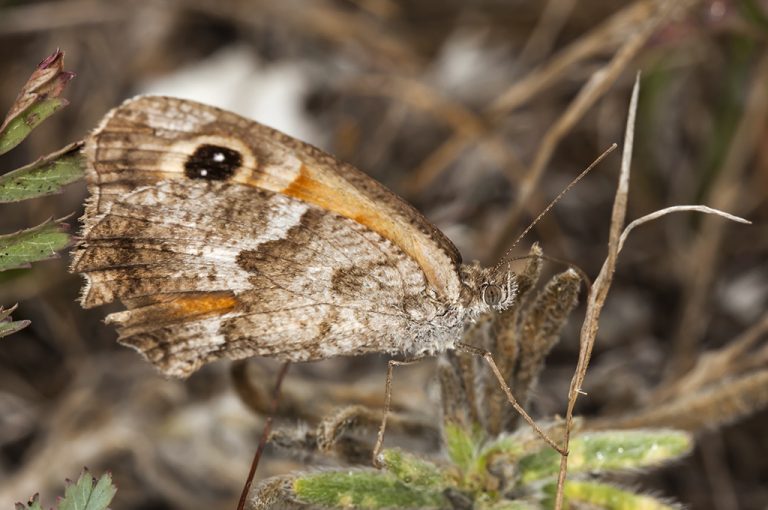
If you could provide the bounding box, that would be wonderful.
[460,263,518,318]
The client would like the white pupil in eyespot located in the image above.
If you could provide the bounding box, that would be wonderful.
[199,169,208,176]
[213,152,226,162]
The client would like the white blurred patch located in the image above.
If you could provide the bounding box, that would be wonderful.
[140,45,324,146]
[719,268,768,322]
[428,29,511,101]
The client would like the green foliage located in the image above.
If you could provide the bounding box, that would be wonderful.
[0,49,82,339]
[0,304,30,339]
[0,218,71,272]
[284,426,692,509]
[444,420,482,472]
[381,448,449,490]
[543,480,680,510]
[292,470,445,509]
[518,430,693,483]
[286,426,692,509]
[0,49,73,155]
[16,470,116,510]
[0,142,84,202]
[0,97,68,155]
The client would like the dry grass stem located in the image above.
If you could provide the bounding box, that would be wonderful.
[589,369,768,431]
[344,75,526,188]
[617,206,751,253]
[554,72,641,510]
[516,0,577,66]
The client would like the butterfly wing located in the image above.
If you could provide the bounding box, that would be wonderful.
[72,96,464,376]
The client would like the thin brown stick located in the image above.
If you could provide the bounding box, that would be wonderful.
[237,361,291,510]
[516,0,577,67]
[456,342,565,454]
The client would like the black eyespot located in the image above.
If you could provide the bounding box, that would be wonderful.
[482,283,503,306]
[184,144,242,180]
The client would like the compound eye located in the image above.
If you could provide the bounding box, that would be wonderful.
[481,283,503,306]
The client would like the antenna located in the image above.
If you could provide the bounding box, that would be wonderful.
[494,143,618,269]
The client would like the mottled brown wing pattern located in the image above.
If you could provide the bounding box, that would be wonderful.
[73,96,465,376]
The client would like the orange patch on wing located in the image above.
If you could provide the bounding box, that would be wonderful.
[169,293,239,318]
[280,164,443,293]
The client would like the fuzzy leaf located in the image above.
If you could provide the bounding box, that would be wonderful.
[58,470,116,510]
[0,142,84,202]
[519,430,692,483]
[444,421,480,472]
[381,448,449,489]
[478,434,525,463]
[0,49,74,155]
[544,480,679,510]
[292,470,446,509]
[0,218,70,272]
[0,304,30,338]
[479,500,539,510]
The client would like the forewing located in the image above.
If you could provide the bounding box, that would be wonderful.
[82,95,461,298]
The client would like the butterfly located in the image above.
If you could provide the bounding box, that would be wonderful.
[71,96,518,378]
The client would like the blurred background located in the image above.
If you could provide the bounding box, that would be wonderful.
[1,0,767,508]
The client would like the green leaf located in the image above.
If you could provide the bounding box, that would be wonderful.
[381,448,449,489]
[519,430,692,483]
[0,304,30,338]
[478,434,525,466]
[0,49,73,156]
[479,499,539,510]
[58,470,117,510]
[0,218,71,272]
[0,98,68,156]
[293,470,446,509]
[15,493,43,510]
[543,480,679,510]
[0,142,84,202]
[445,421,482,472]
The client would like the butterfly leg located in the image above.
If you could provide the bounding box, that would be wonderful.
[456,342,567,456]
[372,357,423,467]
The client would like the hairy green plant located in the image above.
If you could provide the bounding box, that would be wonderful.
[254,426,691,509]
[16,469,117,510]
[0,50,84,337]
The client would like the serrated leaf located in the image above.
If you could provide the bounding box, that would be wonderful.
[0,98,68,156]
[292,470,446,509]
[58,470,116,510]
[0,142,84,202]
[16,493,42,510]
[0,49,73,155]
[543,480,679,510]
[0,304,30,338]
[519,430,692,483]
[0,218,70,272]
[381,448,449,489]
